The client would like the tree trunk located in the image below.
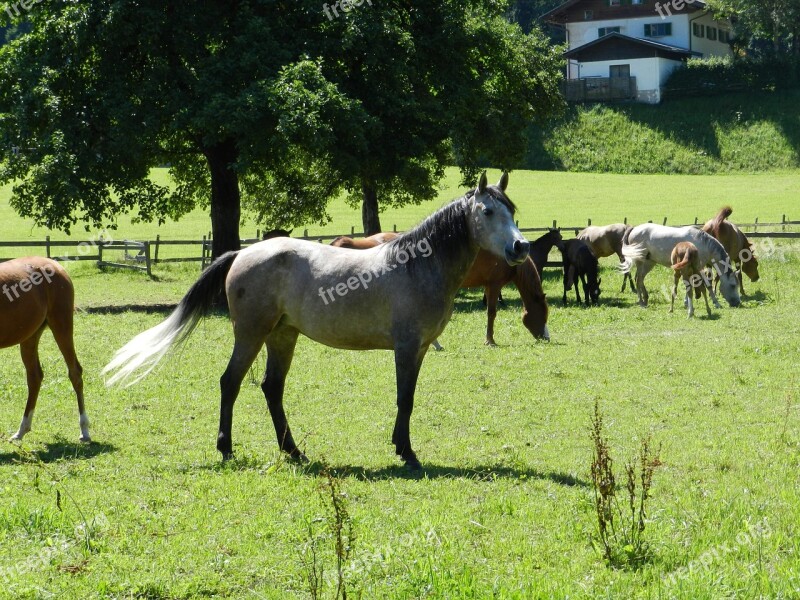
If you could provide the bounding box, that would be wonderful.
[204,139,242,259]
[361,177,382,236]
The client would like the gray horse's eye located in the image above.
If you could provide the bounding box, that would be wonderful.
[483,207,494,217]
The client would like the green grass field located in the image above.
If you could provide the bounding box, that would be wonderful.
[1,171,799,598]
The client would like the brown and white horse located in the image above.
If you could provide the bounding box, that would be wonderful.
[702,206,760,295]
[1,257,89,442]
[670,241,713,318]
[578,224,635,293]
[105,173,530,470]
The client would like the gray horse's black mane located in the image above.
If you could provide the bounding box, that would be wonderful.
[386,184,515,271]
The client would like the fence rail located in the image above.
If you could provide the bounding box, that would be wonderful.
[1,216,797,274]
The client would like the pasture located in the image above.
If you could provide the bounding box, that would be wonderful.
[1,170,800,598]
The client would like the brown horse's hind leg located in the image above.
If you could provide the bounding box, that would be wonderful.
[217,334,267,460]
[49,304,90,442]
[261,325,306,462]
[10,329,45,441]
[484,284,500,346]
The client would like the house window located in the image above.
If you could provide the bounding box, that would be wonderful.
[610,65,631,78]
[609,0,621,6]
[584,9,594,19]
[645,23,672,37]
[707,27,718,41]
[719,30,729,43]
[693,23,705,38]
[598,26,621,37]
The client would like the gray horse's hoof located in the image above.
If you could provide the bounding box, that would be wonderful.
[79,435,91,443]
[288,450,310,464]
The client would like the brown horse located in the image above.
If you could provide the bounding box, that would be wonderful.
[331,233,549,345]
[670,241,713,318]
[1,257,89,442]
[702,206,760,295]
[578,224,635,293]
[460,251,549,345]
[331,232,400,248]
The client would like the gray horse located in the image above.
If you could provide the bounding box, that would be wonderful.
[104,173,530,470]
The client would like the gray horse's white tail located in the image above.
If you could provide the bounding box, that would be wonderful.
[103,251,239,386]
[618,243,650,274]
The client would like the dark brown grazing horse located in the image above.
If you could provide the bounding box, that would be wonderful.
[702,206,760,295]
[331,233,549,345]
[560,238,601,306]
[1,257,89,442]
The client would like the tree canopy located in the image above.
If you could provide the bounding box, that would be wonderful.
[708,0,800,55]
[0,1,564,253]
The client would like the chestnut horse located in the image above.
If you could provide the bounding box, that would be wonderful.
[702,206,760,295]
[670,241,713,318]
[331,232,399,248]
[1,257,89,442]
[331,233,549,345]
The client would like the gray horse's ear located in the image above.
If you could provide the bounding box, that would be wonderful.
[477,172,488,194]
[498,171,509,192]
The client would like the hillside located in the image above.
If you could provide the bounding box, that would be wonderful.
[525,89,800,174]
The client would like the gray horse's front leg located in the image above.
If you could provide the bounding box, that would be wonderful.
[392,343,427,470]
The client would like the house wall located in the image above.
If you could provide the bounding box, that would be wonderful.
[567,14,691,50]
[576,56,684,103]
[688,12,733,57]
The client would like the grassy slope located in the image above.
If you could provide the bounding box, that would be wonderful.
[527,89,800,174]
[0,170,799,597]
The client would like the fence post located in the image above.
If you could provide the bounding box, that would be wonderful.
[552,219,557,229]
[754,217,758,233]
[144,241,152,277]
[393,224,397,233]
[97,240,104,268]
[694,217,698,225]
[663,217,668,225]
[783,214,786,232]
[201,235,206,271]
[304,229,309,238]
[623,217,627,225]
[154,235,160,264]
[587,218,591,227]
[351,226,355,236]
[45,235,51,259]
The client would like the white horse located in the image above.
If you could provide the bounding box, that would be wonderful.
[104,173,530,470]
[620,223,741,308]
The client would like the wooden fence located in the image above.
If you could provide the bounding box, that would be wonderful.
[0,216,797,275]
[562,76,638,103]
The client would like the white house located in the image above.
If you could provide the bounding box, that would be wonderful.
[543,0,733,103]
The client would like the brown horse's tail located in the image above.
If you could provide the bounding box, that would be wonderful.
[711,206,733,238]
[104,251,240,386]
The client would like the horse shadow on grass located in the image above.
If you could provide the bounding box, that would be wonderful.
[0,438,117,465]
[300,460,589,487]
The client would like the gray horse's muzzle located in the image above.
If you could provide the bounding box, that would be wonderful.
[505,239,530,265]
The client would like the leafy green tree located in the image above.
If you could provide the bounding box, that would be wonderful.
[708,0,800,54]
[0,2,362,256]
